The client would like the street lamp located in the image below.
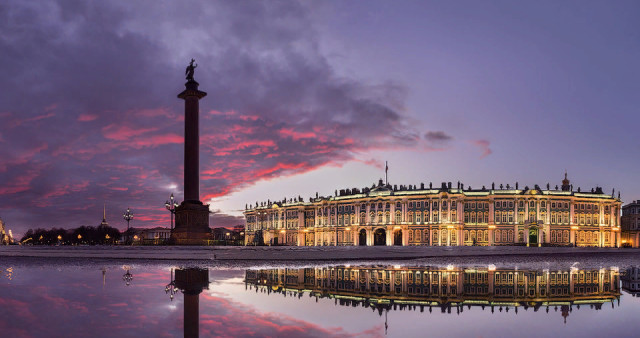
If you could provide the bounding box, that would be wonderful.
[165,193,179,230]
[123,207,134,244]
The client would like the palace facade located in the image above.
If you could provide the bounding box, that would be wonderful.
[245,266,620,319]
[621,200,640,247]
[244,174,622,247]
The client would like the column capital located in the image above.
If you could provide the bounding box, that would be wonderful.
[178,80,207,99]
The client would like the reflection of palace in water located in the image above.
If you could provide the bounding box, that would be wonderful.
[245,266,620,321]
[622,267,640,296]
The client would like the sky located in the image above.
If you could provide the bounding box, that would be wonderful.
[1,1,639,238]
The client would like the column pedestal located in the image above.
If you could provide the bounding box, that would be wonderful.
[172,202,211,245]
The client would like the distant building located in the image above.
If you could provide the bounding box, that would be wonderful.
[124,227,170,245]
[211,227,244,245]
[0,217,9,245]
[621,200,640,247]
[244,173,622,247]
[138,227,170,244]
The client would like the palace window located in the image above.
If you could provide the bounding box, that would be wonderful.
[416,213,421,223]
[409,202,413,208]
[465,212,469,223]
[502,212,507,223]
[433,202,438,209]
[433,211,439,223]
[417,201,421,208]
[395,211,402,224]
[509,201,514,208]
[408,212,414,223]
[396,202,401,209]
[541,201,546,208]
[508,211,514,223]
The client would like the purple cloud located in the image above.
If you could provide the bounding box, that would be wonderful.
[0,1,429,235]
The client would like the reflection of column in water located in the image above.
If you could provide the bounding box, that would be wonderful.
[174,268,209,338]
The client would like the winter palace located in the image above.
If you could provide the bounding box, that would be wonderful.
[244,173,622,247]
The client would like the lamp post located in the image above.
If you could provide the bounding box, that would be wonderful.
[165,193,179,230]
[123,207,134,244]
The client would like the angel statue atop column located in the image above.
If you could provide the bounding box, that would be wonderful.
[185,58,197,81]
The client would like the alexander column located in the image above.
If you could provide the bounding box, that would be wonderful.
[171,59,211,245]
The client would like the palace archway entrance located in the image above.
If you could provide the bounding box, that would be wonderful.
[529,227,539,246]
[393,229,402,246]
[359,229,367,246]
[374,228,386,246]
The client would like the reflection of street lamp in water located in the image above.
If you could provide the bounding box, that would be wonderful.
[165,268,178,301]
[122,266,133,286]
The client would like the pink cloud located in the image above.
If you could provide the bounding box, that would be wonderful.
[279,127,317,140]
[78,113,99,122]
[102,124,158,141]
[472,139,492,158]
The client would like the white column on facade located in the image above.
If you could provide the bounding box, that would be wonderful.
[489,199,495,224]
[570,202,575,226]
[402,228,408,246]
[391,202,395,224]
[514,199,519,243]
[403,201,407,223]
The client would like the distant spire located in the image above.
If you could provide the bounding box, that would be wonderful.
[100,203,109,227]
